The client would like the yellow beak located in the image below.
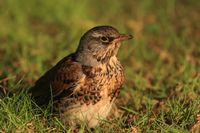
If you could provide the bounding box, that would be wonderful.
[114,34,133,43]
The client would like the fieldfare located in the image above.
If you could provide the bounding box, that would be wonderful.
[30,25,132,128]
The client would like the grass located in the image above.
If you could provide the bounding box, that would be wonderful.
[0,0,200,132]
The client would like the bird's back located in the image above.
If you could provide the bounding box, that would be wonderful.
[30,53,83,105]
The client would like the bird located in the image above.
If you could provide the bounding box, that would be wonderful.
[30,25,133,128]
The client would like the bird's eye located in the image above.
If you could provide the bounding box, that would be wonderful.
[100,36,109,43]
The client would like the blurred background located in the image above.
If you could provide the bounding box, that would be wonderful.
[0,0,199,131]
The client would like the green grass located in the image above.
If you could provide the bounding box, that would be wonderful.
[0,0,200,132]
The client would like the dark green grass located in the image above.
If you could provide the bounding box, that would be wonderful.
[0,0,199,132]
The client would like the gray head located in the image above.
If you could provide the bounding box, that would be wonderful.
[75,26,132,66]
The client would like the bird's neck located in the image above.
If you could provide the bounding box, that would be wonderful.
[75,52,118,67]
[75,51,102,66]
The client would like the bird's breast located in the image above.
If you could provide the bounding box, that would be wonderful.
[56,57,125,128]
[81,57,125,103]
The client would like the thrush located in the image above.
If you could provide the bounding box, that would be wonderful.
[30,25,132,128]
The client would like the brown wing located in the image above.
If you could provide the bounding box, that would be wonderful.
[30,54,84,105]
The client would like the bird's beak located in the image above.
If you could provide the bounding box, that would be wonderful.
[113,34,133,43]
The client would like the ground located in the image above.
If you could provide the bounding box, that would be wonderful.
[0,0,199,132]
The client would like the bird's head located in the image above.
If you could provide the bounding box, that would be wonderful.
[75,26,132,66]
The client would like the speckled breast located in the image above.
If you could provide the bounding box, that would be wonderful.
[56,57,125,127]
[79,58,124,105]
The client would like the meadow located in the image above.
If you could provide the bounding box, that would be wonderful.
[0,0,199,132]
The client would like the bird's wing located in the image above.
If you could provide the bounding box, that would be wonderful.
[30,54,84,105]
